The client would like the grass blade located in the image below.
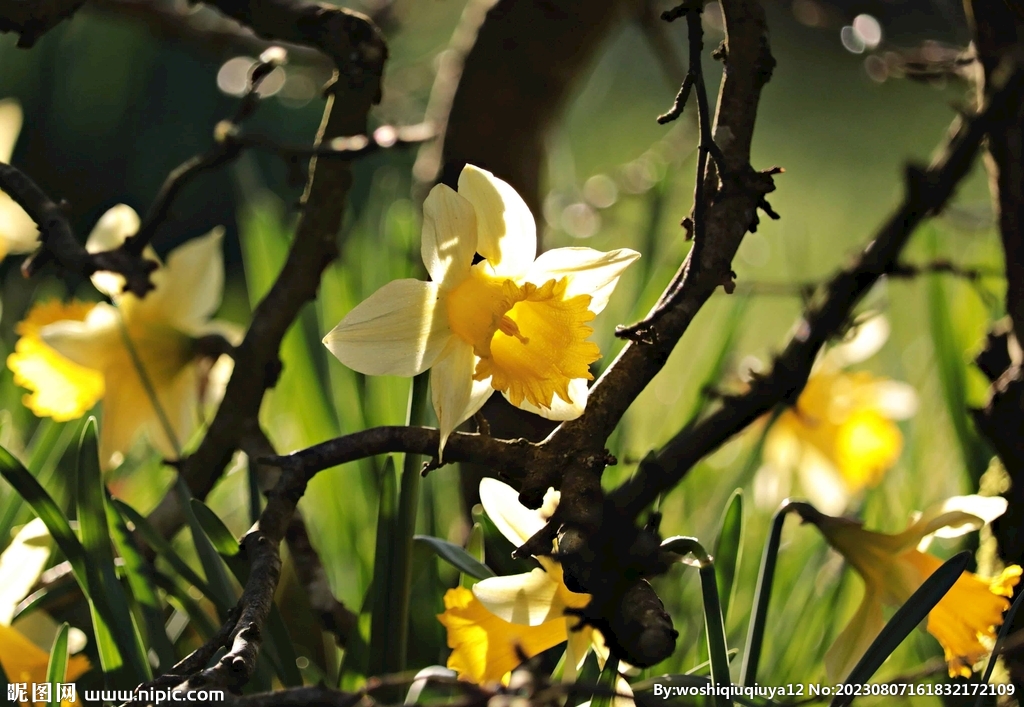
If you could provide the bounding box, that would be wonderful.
[414,535,495,581]
[107,497,175,671]
[713,490,744,623]
[45,622,69,707]
[830,551,971,707]
[76,418,151,683]
[740,502,796,686]
[112,499,213,598]
[660,537,732,707]
[368,456,397,678]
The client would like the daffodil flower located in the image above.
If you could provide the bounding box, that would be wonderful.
[795,495,1021,681]
[758,315,917,514]
[324,165,639,450]
[0,99,39,263]
[7,205,234,467]
[438,478,602,684]
[0,519,90,704]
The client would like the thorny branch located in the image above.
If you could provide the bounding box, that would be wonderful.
[612,63,1024,518]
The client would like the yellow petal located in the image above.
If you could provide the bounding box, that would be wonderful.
[0,621,52,684]
[0,518,50,624]
[438,586,568,685]
[825,586,885,682]
[526,247,640,315]
[457,165,536,277]
[429,338,487,453]
[905,553,1021,677]
[421,184,478,290]
[7,300,105,421]
[833,409,902,490]
[324,279,451,377]
[478,477,551,546]
[472,569,564,626]
[85,204,142,298]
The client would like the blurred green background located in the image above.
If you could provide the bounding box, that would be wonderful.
[0,0,1008,700]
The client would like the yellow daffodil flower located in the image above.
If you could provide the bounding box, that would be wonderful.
[795,495,1021,681]
[324,165,639,450]
[759,316,917,514]
[8,301,106,421]
[0,519,90,705]
[0,99,39,263]
[7,204,233,467]
[438,478,599,684]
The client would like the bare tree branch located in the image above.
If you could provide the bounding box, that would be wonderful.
[612,63,1024,518]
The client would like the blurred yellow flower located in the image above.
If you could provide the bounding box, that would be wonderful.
[0,519,90,706]
[797,495,1021,681]
[438,478,596,684]
[0,99,39,263]
[8,300,105,421]
[324,165,639,451]
[759,316,917,513]
[7,205,233,467]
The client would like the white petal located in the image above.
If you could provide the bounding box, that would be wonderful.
[511,377,588,421]
[144,227,225,332]
[0,197,38,254]
[0,518,50,624]
[797,450,849,516]
[479,477,553,546]
[429,338,483,453]
[458,165,536,277]
[527,247,641,314]
[825,314,890,367]
[472,568,563,626]
[40,303,122,370]
[870,380,918,420]
[324,279,450,377]
[421,184,477,290]
[86,205,142,298]
[0,98,22,164]
[905,495,1008,544]
[564,624,593,680]
[825,588,885,682]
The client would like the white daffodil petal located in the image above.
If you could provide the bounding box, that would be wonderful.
[421,184,477,290]
[145,227,225,331]
[528,247,641,314]
[324,279,450,378]
[458,165,536,277]
[870,380,919,420]
[825,589,885,682]
[0,197,39,254]
[511,377,588,421]
[86,204,143,297]
[39,303,122,370]
[479,477,549,546]
[907,495,1008,542]
[826,314,890,368]
[472,568,562,626]
[86,204,141,253]
[797,450,850,516]
[565,623,593,680]
[429,339,480,453]
[0,518,50,625]
[0,98,22,164]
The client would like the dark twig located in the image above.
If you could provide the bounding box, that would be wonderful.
[619,0,737,341]
[0,163,161,296]
[610,63,1024,518]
